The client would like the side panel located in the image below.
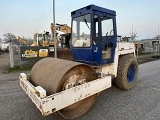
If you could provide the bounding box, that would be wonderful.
[96,43,136,77]
[71,48,94,64]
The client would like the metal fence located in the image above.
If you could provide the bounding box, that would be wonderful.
[139,44,160,57]
[13,45,38,67]
[12,45,73,68]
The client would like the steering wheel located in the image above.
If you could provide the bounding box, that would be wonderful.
[81,33,87,40]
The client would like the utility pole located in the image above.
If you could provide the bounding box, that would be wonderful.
[53,0,57,58]
[158,25,159,39]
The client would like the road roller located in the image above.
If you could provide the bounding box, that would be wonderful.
[19,5,138,119]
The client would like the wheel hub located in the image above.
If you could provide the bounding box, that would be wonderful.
[63,74,86,90]
[127,64,136,83]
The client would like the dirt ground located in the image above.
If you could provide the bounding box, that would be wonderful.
[0,52,10,74]
[138,54,160,64]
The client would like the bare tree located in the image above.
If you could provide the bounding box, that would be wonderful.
[3,33,16,68]
[0,38,2,44]
[154,27,160,39]
[3,33,18,44]
[130,23,138,41]
[154,35,160,40]
[0,38,2,42]
[154,25,160,40]
[130,31,138,41]
[0,38,2,49]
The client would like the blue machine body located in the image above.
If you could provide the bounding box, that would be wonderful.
[70,5,117,66]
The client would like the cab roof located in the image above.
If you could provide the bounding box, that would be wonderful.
[71,4,116,18]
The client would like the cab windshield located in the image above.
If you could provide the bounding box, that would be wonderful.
[72,14,91,47]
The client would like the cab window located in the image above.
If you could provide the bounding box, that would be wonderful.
[72,14,91,47]
[101,16,114,41]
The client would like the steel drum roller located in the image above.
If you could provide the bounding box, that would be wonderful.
[30,58,98,119]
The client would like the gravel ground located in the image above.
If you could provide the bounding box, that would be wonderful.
[0,59,160,120]
[80,60,160,120]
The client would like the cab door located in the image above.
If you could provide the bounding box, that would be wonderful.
[100,14,117,64]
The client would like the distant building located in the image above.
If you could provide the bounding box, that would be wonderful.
[0,43,9,51]
[141,39,160,47]
[141,38,160,52]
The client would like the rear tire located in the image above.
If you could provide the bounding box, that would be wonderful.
[115,55,138,90]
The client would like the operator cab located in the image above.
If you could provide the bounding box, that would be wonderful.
[34,32,51,46]
[70,5,117,66]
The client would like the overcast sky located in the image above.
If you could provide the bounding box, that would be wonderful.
[0,0,160,40]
